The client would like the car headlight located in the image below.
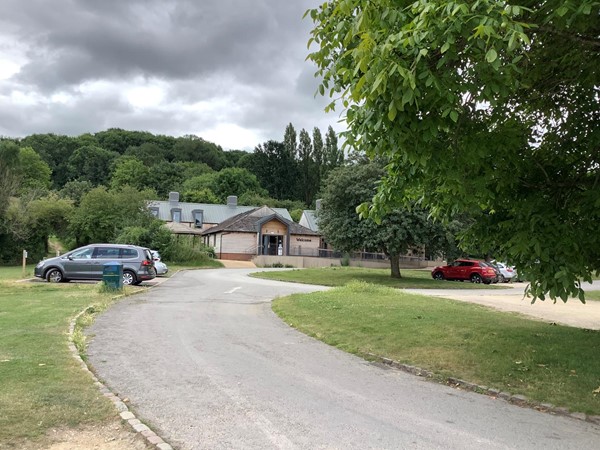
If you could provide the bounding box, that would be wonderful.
[36,261,45,268]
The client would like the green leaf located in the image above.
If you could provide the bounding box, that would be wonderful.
[388,102,397,121]
[486,48,498,63]
[441,42,450,54]
[449,111,458,123]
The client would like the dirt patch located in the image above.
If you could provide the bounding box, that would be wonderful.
[4,421,151,450]
[217,259,256,268]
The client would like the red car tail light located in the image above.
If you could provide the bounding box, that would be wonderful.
[142,259,153,266]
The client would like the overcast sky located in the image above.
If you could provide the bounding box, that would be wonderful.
[0,0,344,150]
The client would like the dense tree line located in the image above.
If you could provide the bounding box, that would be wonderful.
[240,124,343,205]
[0,125,343,264]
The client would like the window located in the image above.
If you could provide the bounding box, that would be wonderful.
[171,208,182,223]
[149,207,159,218]
[93,247,120,259]
[120,248,138,259]
[70,248,93,259]
[192,210,203,228]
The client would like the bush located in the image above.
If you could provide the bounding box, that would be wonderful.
[161,241,215,265]
[115,219,173,254]
[341,253,351,267]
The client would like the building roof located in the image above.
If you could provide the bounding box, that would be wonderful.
[202,206,320,236]
[148,200,293,224]
[164,221,204,235]
[300,210,319,232]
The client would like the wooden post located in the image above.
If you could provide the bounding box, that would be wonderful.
[22,249,27,277]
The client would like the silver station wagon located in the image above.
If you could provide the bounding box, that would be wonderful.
[34,244,156,286]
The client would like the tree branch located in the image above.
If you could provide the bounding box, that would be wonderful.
[537,26,600,49]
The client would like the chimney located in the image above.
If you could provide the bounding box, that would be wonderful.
[227,195,238,207]
[169,192,180,204]
[315,199,322,211]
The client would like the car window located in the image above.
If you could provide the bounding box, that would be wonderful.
[70,248,93,259]
[143,249,153,261]
[94,247,121,259]
[120,248,138,259]
[459,261,474,267]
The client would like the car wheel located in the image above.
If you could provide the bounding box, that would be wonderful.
[433,271,444,280]
[470,273,483,284]
[46,268,64,283]
[122,270,136,286]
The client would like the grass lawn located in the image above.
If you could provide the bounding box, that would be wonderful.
[0,271,136,447]
[273,282,600,415]
[585,291,600,301]
[0,264,36,281]
[251,266,508,289]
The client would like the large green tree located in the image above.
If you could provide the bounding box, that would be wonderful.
[319,161,449,278]
[17,147,52,193]
[210,168,268,201]
[312,127,325,188]
[125,142,169,166]
[170,135,227,169]
[307,1,599,301]
[69,186,154,246]
[110,157,151,191]
[298,129,316,205]
[0,141,20,220]
[19,133,81,189]
[323,125,343,176]
[67,145,119,186]
[0,194,73,263]
[244,140,299,200]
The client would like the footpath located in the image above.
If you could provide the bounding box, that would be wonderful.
[217,259,257,268]
[406,281,600,330]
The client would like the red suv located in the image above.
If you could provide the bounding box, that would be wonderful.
[431,259,498,284]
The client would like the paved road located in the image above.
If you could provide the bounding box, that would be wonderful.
[87,269,600,449]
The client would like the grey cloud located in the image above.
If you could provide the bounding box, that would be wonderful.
[0,0,345,149]
[8,0,316,91]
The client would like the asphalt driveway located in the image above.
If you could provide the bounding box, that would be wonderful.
[87,269,600,449]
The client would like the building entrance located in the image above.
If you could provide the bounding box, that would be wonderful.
[263,235,283,255]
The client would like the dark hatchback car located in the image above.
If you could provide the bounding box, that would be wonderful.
[34,244,155,286]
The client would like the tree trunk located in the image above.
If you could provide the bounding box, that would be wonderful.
[390,253,402,278]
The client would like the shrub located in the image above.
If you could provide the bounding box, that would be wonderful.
[161,240,216,265]
[341,253,351,267]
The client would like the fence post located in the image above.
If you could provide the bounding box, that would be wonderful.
[22,249,28,277]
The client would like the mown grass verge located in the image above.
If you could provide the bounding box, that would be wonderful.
[252,266,509,289]
[272,281,600,415]
[0,273,141,447]
[585,291,600,301]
